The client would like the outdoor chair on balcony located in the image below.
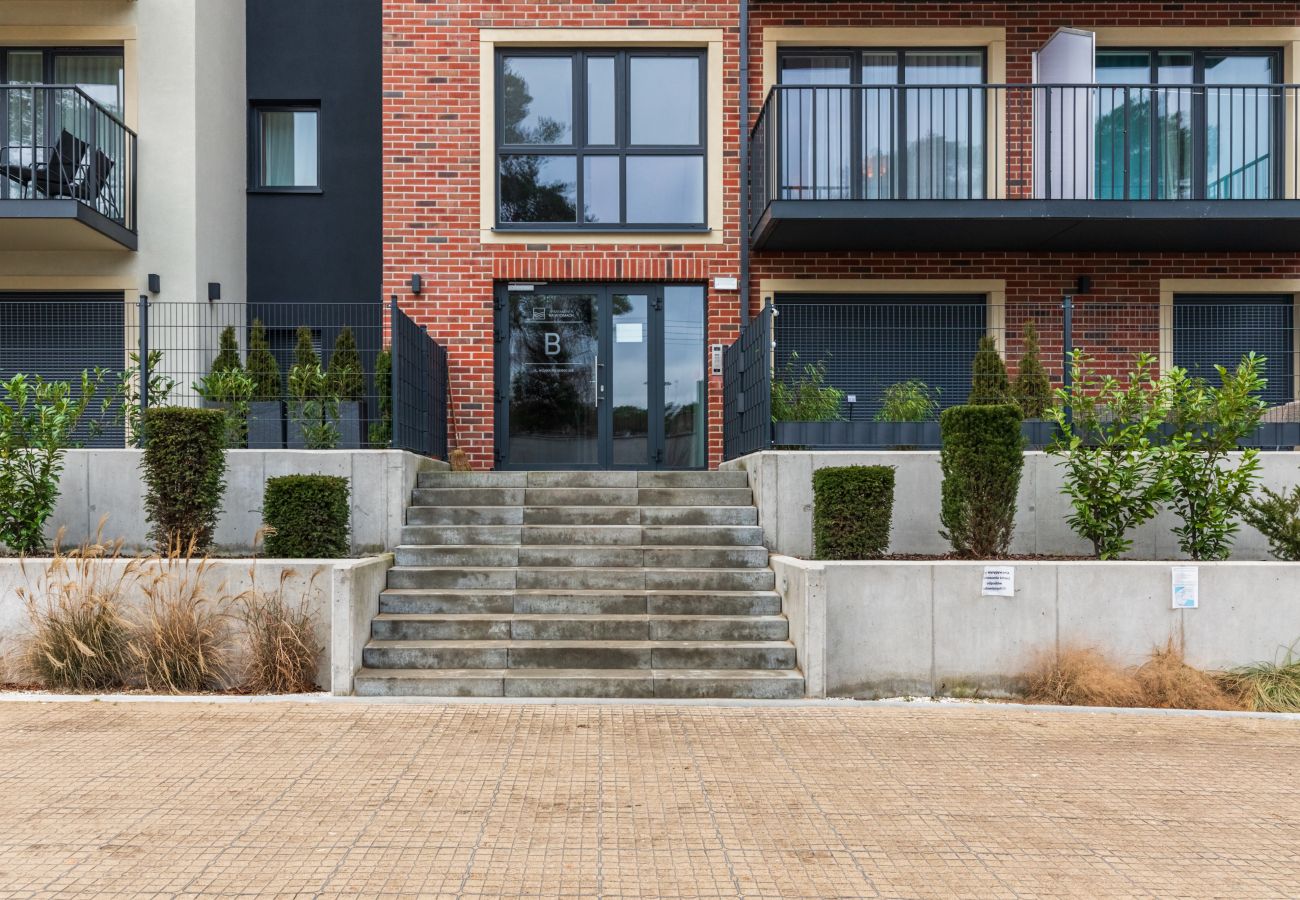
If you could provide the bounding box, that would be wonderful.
[0,129,116,217]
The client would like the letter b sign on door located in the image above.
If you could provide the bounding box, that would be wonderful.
[544,332,561,356]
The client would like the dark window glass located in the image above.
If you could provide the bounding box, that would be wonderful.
[1174,295,1294,406]
[499,154,577,223]
[496,49,706,229]
[501,56,572,145]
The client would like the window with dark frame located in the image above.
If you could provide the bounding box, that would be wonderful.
[495,49,707,230]
[251,104,320,191]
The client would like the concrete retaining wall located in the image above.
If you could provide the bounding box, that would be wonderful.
[773,556,1300,698]
[0,554,392,694]
[48,450,441,555]
[726,450,1300,560]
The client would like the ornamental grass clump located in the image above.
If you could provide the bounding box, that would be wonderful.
[938,404,1023,558]
[19,530,138,691]
[812,465,895,560]
[1220,648,1300,713]
[130,539,229,693]
[238,558,321,693]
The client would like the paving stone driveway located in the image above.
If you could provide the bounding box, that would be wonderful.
[0,700,1297,898]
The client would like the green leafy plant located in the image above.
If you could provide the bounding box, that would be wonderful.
[262,475,350,558]
[1011,320,1052,419]
[0,372,102,554]
[368,347,392,447]
[94,350,176,447]
[874,380,940,422]
[771,354,845,422]
[194,368,255,449]
[1049,352,1172,560]
[140,407,227,552]
[289,362,340,449]
[968,336,1011,405]
[210,325,242,374]
[327,326,365,402]
[246,319,282,402]
[1162,354,1268,560]
[939,404,1023,558]
[812,465,895,560]
[1243,484,1300,561]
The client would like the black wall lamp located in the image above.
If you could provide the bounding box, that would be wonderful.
[410,273,423,295]
[208,282,221,302]
[1076,275,1093,295]
[147,273,161,294]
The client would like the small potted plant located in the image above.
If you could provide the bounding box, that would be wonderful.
[194,326,254,447]
[326,326,364,449]
[246,318,285,448]
[288,326,340,449]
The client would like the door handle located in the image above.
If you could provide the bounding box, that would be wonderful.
[595,357,605,403]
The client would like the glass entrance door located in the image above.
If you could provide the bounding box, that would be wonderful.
[497,283,706,469]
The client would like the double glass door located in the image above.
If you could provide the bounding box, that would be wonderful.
[496,283,707,469]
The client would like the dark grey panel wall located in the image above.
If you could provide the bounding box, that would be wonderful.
[246,0,381,304]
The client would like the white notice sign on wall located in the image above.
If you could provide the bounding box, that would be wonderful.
[1171,566,1199,609]
[981,566,1015,598]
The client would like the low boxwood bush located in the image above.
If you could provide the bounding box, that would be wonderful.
[939,403,1023,558]
[262,475,350,558]
[141,407,227,551]
[812,465,895,560]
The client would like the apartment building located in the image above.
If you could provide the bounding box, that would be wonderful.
[0,0,380,443]
[383,1,1300,470]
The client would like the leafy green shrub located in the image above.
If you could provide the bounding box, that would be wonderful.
[1011,320,1051,418]
[327,326,364,402]
[368,347,392,447]
[812,466,895,560]
[288,327,340,448]
[1163,354,1267,560]
[1049,352,1171,560]
[194,368,255,448]
[211,325,242,374]
[874,380,939,422]
[1243,485,1300,561]
[0,372,102,554]
[140,407,227,552]
[968,336,1011,405]
[262,475,350,558]
[939,404,1023,558]
[97,350,175,446]
[247,319,282,402]
[771,354,844,422]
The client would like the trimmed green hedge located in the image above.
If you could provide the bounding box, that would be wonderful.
[263,475,350,558]
[141,406,227,551]
[813,465,895,560]
[939,403,1023,558]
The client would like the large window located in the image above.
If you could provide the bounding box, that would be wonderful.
[1173,295,1294,407]
[776,49,986,200]
[251,104,320,191]
[1095,49,1281,200]
[495,50,706,229]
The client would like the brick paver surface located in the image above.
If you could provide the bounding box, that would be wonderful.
[0,701,1297,898]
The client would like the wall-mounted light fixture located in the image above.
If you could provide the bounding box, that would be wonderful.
[208,282,221,302]
[147,274,161,294]
[1076,275,1093,294]
[410,273,423,295]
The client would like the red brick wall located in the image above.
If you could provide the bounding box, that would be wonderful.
[383,2,742,469]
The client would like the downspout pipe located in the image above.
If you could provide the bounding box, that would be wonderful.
[739,0,751,326]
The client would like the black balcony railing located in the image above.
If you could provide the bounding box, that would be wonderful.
[0,85,137,232]
[750,82,1300,231]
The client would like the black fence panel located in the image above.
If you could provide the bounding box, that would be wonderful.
[391,299,449,459]
[723,307,773,460]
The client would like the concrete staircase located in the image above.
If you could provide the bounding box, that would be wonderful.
[354,470,804,699]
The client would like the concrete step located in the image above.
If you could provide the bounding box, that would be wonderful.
[399,525,525,546]
[414,470,750,490]
[521,506,757,526]
[635,488,752,507]
[388,566,775,592]
[361,639,797,670]
[406,506,524,526]
[409,487,754,509]
[638,506,759,526]
[411,487,524,507]
[640,525,765,547]
[371,614,789,642]
[397,524,763,547]
[393,545,769,570]
[352,667,804,699]
[378,589,782,616]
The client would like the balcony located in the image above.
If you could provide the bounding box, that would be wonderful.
[749,83,1300,251]
[0,85,137,251]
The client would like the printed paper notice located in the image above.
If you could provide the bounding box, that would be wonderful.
[982,566,1015,598]
[1171,566,1199,609]
[616,323,644,343]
